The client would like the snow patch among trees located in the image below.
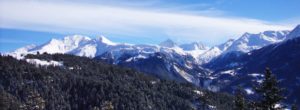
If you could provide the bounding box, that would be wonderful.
[25,59,63,67]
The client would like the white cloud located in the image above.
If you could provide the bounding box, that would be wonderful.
[0,0,293,45]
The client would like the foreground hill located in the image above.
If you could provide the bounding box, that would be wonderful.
[0,54,234,110]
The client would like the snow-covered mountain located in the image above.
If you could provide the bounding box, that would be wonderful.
[198,39,234,64]
[286,24,300,39]
[13,44,37,54]
[7,25,300,107]
[9,36,210,85]
[96,49,209,85]
[32,35,92,54]
[180,42,209,60]
[203,26,300,105]
[93,39,209,85]
[11,29,289,65]
[8,26,294,86]
[224,30,289,53]
[159,39,178,48]
[10,35,127,58]
[180,42,207,51]
[197,30,290,64]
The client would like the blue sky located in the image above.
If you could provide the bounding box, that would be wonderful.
[0,0,299,52]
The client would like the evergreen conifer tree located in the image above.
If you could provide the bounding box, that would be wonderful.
[291,103,298,110]
[234,86,246,110]
[254,68,285,110]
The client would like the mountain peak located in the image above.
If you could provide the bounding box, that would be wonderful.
[159,39,177,48]
[296,24,300,28]
[51,35,92,45]
[96,35,117,45]
[180,42,207,50]
[227,38,235,42]
[241,30,289,39]
[225,30,290,53]
[287,24,300,39]
[217,39,235,51]
[14,44,36,53]
[242,32,251,36]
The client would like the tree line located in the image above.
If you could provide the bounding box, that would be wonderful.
[0,54,235,110]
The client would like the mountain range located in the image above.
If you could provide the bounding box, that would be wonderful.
[6,24,300,106]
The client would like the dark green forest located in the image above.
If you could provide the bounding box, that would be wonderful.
[0,54,235,110]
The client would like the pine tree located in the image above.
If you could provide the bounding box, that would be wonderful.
[0,91,9,110]
[291,103,298,110]
[101,101,114,110]
[200,93,210,110]
[234,86,246,110]
[254,68,285,110]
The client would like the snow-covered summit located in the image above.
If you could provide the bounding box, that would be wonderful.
[63,35,91,42]
[217,39,235,51]
[159,39,178,48]
[9,28,292,65]
[198,39,235,64]
[14,44,37,53]
[197,30,290,64]
[287,24,300,39]
[225,30,289,53]
[96,35,117,45]
[179,42,209,61]
[30,35,92,54]
[10,35,188,59]
[180,42,207,51]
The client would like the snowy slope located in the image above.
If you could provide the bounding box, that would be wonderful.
[180,42,209,59]
[11,35,123,58]
[204,33,300,106]
[286,24,300,39]
[31,35,92,54]
[13,30,288,65]
[159,39,177,48]
[198,30,289,64]
[11,36,195,62]
[8,28,293,86]
[198,39,234,64]
[225,30,289,53]
[10,36,208,85]
[180,42,207,51]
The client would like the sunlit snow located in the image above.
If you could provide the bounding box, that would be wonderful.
[26,59,63,67]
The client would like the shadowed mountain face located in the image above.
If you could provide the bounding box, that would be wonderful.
[204,35,300,106]
[95,50,209,86]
